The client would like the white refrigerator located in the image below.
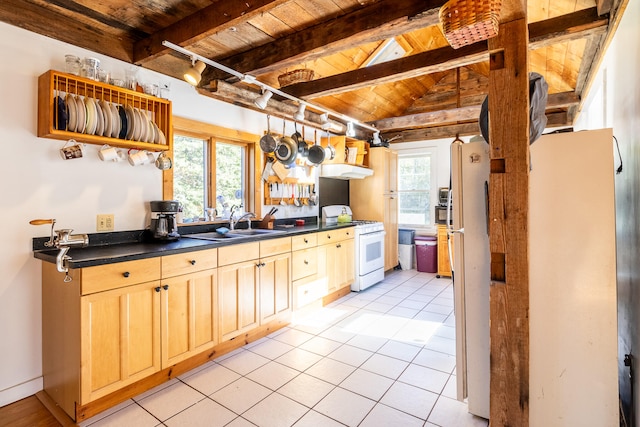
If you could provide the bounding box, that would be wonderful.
[450,129,618,424]
[449,138,491,419]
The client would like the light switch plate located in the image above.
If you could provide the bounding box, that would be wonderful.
[97,214,114,231]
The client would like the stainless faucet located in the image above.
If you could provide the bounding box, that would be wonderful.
[230,212,256,231]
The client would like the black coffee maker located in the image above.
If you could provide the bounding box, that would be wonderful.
[150,200,181,240]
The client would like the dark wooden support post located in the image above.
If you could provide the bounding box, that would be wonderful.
[487,18,530,426]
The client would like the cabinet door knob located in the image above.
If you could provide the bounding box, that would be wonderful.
[190,260,196,265]
[336,243,342,248]
[261,262,266,267]
[163,284,169,290]
[304,260,309,265]
[123,272,130,278]
[155,286,161,292]
[256,263,261,268]
[304,238,308,243]
[327,235,331,239]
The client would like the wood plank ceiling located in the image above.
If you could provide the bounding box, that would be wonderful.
[0,0,620,143]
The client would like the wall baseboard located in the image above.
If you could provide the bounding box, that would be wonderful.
[0,377,43,407]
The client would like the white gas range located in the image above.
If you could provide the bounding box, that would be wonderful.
[322,206,386,292]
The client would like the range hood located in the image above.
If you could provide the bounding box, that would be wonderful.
[320,163,374,180]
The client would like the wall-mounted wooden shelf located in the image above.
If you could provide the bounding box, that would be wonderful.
[38,70,172,152]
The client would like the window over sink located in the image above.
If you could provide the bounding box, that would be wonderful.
[167,117,259,222]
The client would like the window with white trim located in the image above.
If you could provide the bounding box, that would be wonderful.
[397,148,437,228]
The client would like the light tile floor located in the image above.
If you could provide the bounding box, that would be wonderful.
[79,269,489,427]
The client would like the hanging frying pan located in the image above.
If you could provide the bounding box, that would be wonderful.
[259,115,277,153]
[307,129,325,165]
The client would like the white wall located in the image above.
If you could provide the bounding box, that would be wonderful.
[0,21,282,406]
[574,2,640,424]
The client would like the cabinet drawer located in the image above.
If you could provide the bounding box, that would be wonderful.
[292,234,317,251]
[161,248,217,278]
[218,242,260,266]
[293,274,327,309]
[81,258,161,295]
[260,237,291,257]
[292,247,318,281]
[317,227,355,245]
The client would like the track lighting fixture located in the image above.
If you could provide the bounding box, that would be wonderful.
[320,113,331,130]
[254,89,273,110]
[346,122,356,137]
[294,103,306,121]
[372,131,381,145]
[183,58,206,86]
[163,41,381,137]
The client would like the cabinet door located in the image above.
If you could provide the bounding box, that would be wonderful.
[161,269,218,367]
[321,239,354,294]
[218,260,259,342]
[80,281,161,404]
[336,238,355,289]
[259,252,291,324]
[320,243,338,294]
[384,195,399,271]
[437,225,453,277]
[385,149,398,194]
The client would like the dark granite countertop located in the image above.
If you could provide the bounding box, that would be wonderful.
[32,220,356,269]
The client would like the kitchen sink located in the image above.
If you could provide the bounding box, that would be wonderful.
[185,229,286,242]
[227,229,286,237]
[185,232,247,241]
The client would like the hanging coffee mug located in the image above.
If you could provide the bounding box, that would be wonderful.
[127,149,148,166]
[98,144,124,162]
[60,139,84,160]
[155,152,172,170]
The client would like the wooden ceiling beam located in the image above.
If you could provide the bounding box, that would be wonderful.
[200,0,446,83]
[372,91,578,130]
[284,7,607,99]
[132,0,290,64]
[383,111,570,142]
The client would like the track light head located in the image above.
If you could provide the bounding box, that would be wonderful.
[184,60,206,86]
[294,103,306,121]
[254,90,273,110]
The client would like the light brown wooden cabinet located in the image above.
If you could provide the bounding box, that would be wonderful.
[317,228,355,295]
[436,224,453,278]
[161,248,219,367]
[350,147,399,271]
[258,237,292,324]
[39,229,352,421]
[80,280,161,404]
[217,238,292,342]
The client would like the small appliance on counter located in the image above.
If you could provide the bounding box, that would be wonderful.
[321,205,353,225]
[434,187,453,225]
[150,200,181,240]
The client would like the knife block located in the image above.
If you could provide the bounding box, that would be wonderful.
[260,215,275,229]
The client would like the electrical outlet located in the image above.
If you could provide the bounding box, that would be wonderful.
[97,214,114,231]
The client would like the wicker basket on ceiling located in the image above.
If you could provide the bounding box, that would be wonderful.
[439,0,501,49]
[278,69,315,87]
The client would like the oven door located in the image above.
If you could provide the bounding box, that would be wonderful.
[358,231,385,275]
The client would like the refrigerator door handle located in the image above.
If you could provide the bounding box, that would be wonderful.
[448,228,463,274]
[446,188,453,230]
